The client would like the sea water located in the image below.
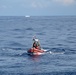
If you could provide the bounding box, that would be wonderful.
[0,16,76,75]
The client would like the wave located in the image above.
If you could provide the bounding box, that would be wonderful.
[0,71,76,75]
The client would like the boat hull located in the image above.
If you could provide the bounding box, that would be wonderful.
[27,48,45,55]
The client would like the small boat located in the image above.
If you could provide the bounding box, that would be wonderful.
[25,15,30,18]
[27,48,45,55]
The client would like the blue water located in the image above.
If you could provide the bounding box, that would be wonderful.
[0,16,76,75]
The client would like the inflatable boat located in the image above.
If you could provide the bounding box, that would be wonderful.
[27,48,45,55]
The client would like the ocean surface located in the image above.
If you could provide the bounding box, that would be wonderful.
[0,16,76,75]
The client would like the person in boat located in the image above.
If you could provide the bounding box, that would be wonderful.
[32,38,41,50]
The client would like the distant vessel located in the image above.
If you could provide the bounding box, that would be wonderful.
[25,15,30,18]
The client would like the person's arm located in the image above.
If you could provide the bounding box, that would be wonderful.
[38,42,41,49]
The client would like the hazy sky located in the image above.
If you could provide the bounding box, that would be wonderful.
[0,0,76,16]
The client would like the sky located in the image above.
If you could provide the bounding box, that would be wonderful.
[0,0,76,16]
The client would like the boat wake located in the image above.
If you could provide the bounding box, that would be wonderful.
[0,47,71,57]
[44,49,65,55]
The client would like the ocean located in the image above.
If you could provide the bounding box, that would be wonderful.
[0,16,76,75]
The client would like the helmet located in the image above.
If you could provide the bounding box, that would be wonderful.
[33,36,39,42]
[35,39,39,42]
